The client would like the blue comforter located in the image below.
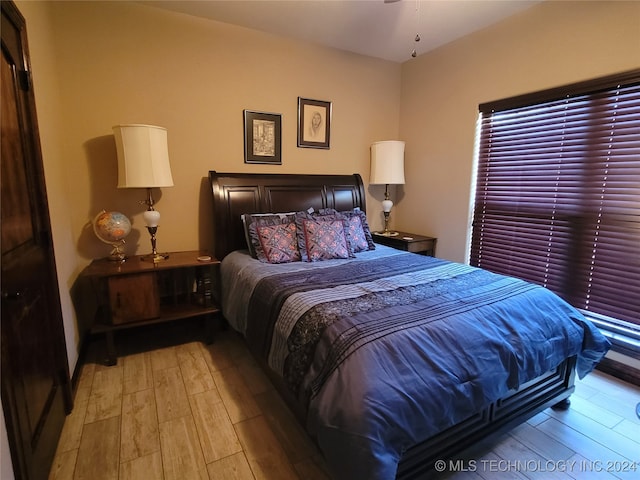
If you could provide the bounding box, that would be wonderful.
[221,247,610,479]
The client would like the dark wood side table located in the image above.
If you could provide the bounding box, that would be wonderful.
[81,250,220,365]
[372,231,437,256]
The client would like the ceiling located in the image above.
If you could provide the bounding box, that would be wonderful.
[140,0,541,63]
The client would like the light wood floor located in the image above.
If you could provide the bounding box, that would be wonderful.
[49,320,640,480]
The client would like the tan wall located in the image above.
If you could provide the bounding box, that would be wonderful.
[399,0,640,262]
[47,0,401,264]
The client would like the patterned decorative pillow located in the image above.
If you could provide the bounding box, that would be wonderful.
[295,211,354,262]
[318,208,375,252]
[247,215,301,263]
[242,212,296,258]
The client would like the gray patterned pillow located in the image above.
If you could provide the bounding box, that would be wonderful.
[247,214,301,263]
[318,208,375,252]
[295,211,354,262]
[242,212,296,258]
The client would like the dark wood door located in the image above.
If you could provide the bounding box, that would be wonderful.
[1,2,73,479]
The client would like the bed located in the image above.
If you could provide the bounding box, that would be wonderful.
[208,171,610,480]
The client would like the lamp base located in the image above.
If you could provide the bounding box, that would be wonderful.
[379,202,400,238]
[375,231,400,237]
[141,253,170,263]
[142,224,169,263]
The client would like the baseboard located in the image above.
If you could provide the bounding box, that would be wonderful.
[596,357,640,386]
[69,333,92,398]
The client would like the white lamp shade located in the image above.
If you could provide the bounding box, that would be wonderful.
[370,140,405,185]
[143,210,161,227]
[113,124,174,188]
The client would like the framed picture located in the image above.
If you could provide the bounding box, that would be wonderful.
[243,110,282,164]
[297,97,331,149]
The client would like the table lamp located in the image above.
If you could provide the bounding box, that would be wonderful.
[370,140,405,236]
[113,124,174,262]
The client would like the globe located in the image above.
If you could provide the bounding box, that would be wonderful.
[93,210,131,261]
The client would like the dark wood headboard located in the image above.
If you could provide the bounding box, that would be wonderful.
[208,171,366,260]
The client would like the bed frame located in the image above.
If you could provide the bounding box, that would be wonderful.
[208,170,576,479]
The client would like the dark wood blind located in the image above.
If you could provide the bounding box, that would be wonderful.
[471,70,640,329]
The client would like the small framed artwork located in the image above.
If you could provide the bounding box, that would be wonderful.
[297,97,331,149]
[243,110,282,164]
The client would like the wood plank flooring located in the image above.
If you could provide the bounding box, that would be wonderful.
[48,320,640,480]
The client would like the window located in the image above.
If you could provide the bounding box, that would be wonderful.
[470,70,640,348]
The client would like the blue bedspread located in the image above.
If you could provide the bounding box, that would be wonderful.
[221,247,610,480]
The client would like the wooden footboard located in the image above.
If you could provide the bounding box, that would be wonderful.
[396,356,577,479]
[244,340,576,480]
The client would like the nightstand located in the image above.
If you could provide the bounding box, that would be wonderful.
[372,231,437,256]
[81,250,220,365]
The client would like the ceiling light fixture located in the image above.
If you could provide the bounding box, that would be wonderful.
[384,0,421,59]
[411,0,421,58]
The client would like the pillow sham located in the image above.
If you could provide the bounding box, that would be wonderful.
[318,208,375,252]
[242,212,296,258]
[246,214,301,264]
[295,211,354,262]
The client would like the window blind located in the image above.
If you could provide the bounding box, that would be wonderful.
[471,71,640,328]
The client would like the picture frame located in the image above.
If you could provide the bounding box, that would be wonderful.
[243,110,282,164]
[297,97,331,149]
